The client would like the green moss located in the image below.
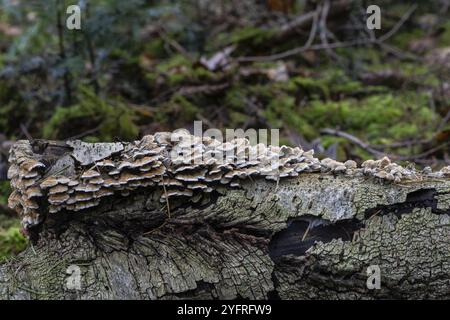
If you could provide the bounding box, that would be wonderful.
[170,95,200,119]
[300,92,436,145]
[154,94,201,127]
[219,62,438,162]
[260,88,437,158]
[144,38,167,58]
[231,27,274,44]
[0,81,27,135]
[293,77,329,99]
[390,29,425,50]
[43,87,139,141]
[225,86,247,111]
[263,90,317,138]
[291,69,368,99]
[0,180,27,262]
[212,27,275,50]
[0,181,11,205]
[155,55,190,72]
[0,225,27,262]
[366,61,439,87]
[320,136,348,159]
[438,20,450,46]
[147,54,218,86]
[228,111,249,126]
[387,123,418,140]
[323,70,365,96]
[336,48,382,66]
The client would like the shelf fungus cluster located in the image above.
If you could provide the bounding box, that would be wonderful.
[7,131,450,232]
[7,140,46,229]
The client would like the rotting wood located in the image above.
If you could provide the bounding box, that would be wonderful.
[1,134,449,300]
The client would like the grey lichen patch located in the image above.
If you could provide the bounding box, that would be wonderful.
[275,207,450,299]
[44,154,76,177]
[131,232,274,299]
[67,140,124,166]
[436,193,450,211]
[0,220,274,300]
[243,175,449,225]
[150,175,450,242]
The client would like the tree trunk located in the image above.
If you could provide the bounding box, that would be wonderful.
[1,170,449,299]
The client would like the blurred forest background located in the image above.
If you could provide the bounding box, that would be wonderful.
[0,0,450,260]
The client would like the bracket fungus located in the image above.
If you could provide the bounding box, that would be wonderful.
[6,132,450,233]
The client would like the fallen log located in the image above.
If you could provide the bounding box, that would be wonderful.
[0,133,449,299]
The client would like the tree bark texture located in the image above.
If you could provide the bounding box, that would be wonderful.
[1,170,449,299]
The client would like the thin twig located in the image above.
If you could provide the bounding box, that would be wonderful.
[301,223,311,241]
[20,123,33,142]
[378,4,418,42]
[30,242,37,256]
[438,109,450,132]
[237,39,366,63]
[371,139,430,150]
[157,26,194,62]
[319,0,338,61]
[143,178,171,235]
[67,126,100,140]
[400,142,450,161]
[304,5,321,48]
[162,180,171,221]
[320,128,384,157]
[321,128,450,161]
[83,3,100,94]
[237,4,419,63]
[56,2,72,104]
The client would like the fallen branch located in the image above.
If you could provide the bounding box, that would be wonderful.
[321,128,450,162]
[0,135,449,300]
[320,128,385,157]
[177,82,230,97]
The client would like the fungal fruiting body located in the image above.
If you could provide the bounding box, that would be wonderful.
[7,131,450,232]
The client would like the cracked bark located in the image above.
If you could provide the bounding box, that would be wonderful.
[1,171,449,300]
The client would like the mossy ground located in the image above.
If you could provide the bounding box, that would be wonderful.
[0,181,27,262]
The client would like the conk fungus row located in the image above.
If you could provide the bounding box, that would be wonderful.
[7,131,450,232]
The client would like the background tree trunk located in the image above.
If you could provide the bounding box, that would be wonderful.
[1,171,449,299]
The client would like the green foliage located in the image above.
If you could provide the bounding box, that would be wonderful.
[43,87,139,141]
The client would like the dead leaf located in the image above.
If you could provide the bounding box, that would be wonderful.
[200,46,235,71]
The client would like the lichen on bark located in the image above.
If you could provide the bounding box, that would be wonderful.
[1,172,449,299]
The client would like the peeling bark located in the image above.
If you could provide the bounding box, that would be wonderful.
[1,172,449,299]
